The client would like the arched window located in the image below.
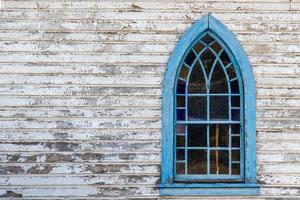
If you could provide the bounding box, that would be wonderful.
[160,15,259,196]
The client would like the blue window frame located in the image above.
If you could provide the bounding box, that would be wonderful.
[160,15,260,196]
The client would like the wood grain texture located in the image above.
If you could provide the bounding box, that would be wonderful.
[0,0,299,199]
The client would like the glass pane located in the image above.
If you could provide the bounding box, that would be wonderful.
[188,96,207,120]
[177,96,185,107]
[226,64,237,79]
[220,50,231,66]
[201,34,214,45]
[176,149,185,161]
[232,124,240,135]
[230,79,239,94]
[176,135,185,147]
[179,64,190,80]
[193,42,205,54]
[176,108,185,121]
[188,150,207,174]
[211,41,222,54]
[209,125,229,147]
[232,163,240,175]
[185,50,196,66]
[200,48,216,75]
[210,150,229,174]
[231,96,240,107]
[232,150,240,161]
[210,62,228,93]
[176,79,186,94]
[231,109,240,121]
[176,125,186,134]
[176,163,185,174]
[209,96,229,120]
[232,136,240,148]
[188,124,207,147]
[188,61,206,93]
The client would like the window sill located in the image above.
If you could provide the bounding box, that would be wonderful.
[159,183,260,196]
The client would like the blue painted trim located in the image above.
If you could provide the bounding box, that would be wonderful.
[161,14,258,195]
[160,186,260,196]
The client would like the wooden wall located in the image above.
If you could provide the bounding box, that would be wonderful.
[0,0,299,199]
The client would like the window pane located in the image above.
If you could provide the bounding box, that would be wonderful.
[185,50,196,66]
[231,96,240,107]
[230,79,239,94]
[232,136,240,148]
[201,34,214,45]
[232,163,240,175]
[231,109,240,121]
[188,124,207,147]
[177,149,185,161]
[188,96,207,120]
[177,79,186,94]
[193,42,205,54]
[210,150,229,174]
[177,96,185,107]
[200,48,216,75]
[188,150,207,174]
[220,50,231,66]
[210,96,229,120]
[226,64,237,79]
[232,150,240,162]
[179,64,190,80]
[232,124,240,135]
[211,41,222,54]
[176,135,185,147]
[176,163,185,174]
[209,125,229,147]
[176,108,185,121]
[176,125,186,134]
[210,62,228,93]
[188,61,206,93]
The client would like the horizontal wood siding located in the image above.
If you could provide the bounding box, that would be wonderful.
[0,0,299,199]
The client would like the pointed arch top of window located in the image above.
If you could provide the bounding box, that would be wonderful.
[160,14,259,196]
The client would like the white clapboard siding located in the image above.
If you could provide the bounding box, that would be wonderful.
[0,0,299,199]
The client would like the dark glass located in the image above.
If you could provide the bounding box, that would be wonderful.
[231,124,240,135]
[232,136,240,148]
[188,124,207,147]
[209,125,229,147]
[230,79,239,94]
[210,150,229,174]
[200,48,216,75]
[176,108,185,121]
[210,62,228,93]
[232,163,240,175]
[188,150,207,174]
[188,97,207,120]
[211,41,222,54]
[201,34,215,45]
[188,62,206,93]
[231,96,240,107]
[177,96,185,107]
[176,125,186,134]
[176,149,185,161]
[176,135,185,147]
[231,109,240,121]
[209,96,229,120]
[176,79,186,94]
[193,42,205,54]
[226,64,237,79]
[232,150,240,161]
[220,50,231,66]
[179,64,190,80]
[176,163,185,174]
[185,50,196,66]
